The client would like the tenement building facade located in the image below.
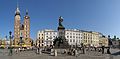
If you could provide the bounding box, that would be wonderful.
[13,6,32,47]
[81,30,100,47]
[37,29,57,47]
[65,29,82,46]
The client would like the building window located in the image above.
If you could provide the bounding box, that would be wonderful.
[42,40,44,43]
[73,36,75,38]
[25,21,27,23]
[67,36,69,38]
[79,40,80,43]
[91,41,92,43]
[39,37,40,39]
[73,39,75,42]
[70,39,72,42]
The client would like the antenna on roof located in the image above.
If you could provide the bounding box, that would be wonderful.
[17,0,19,8]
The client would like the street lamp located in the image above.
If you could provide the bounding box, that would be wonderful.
[9,31,12,56]
[20,37,22,50]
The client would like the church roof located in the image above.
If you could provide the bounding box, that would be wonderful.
[20,24,24,30]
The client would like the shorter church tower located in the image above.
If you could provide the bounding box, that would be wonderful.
[23,10,31,47]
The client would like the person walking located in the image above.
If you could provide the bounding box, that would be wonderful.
[107,47,111,54]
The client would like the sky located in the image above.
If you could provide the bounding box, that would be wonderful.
[0,0,120,39]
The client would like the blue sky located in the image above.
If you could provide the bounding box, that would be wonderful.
[0,0,120,39]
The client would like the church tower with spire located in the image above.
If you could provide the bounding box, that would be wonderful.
[23,10,31,46]
[14,5,21,46]
[13,4,32,47]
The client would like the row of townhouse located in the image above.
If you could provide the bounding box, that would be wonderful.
[0,37,10,48]
[36,29,108,48]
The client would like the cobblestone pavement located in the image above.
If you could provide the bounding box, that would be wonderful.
[0,49,119,59]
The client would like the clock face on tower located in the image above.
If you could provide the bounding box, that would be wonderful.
[25,16,28,19]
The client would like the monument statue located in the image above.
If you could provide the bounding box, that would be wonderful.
[59,16,63,26]
[53,16,69,49]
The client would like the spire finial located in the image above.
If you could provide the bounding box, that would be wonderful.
[15,0,20,15]
[17,0,18,8]
[26,9,28,15]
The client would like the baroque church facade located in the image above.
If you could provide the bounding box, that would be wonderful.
[13,6,32,47]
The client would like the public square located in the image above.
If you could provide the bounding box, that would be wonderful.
[1,0,120,59]
[0,48,120,59]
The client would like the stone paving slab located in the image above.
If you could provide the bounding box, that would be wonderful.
[0,49,120,59]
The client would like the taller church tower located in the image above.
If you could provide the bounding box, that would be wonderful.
[14,6,21,46]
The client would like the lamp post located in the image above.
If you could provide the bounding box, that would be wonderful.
[20,37,22,50]
[9,31,12,56]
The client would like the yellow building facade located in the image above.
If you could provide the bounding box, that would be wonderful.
[99,36,108,47]
[82,31,99,47]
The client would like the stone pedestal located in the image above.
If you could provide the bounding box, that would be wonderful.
[51,49,54,56]
[36,49,39,54]
[61,49,64,54]
[39,49,42,54]
[54,49,57,56]
[75,50,78,56]
[64,49,67,54]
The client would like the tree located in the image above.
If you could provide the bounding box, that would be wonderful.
[113,35,117,41]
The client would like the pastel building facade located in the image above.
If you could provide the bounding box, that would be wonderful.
[65,29,82,46]
[37,29,57,47]
[82,30,100,47]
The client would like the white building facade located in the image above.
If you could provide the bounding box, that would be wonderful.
[44,29,58,46]
[37,29,57,47]
[65,29,83,46]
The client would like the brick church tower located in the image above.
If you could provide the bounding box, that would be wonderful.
[14,5,21,46]
[14,5,32,47]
